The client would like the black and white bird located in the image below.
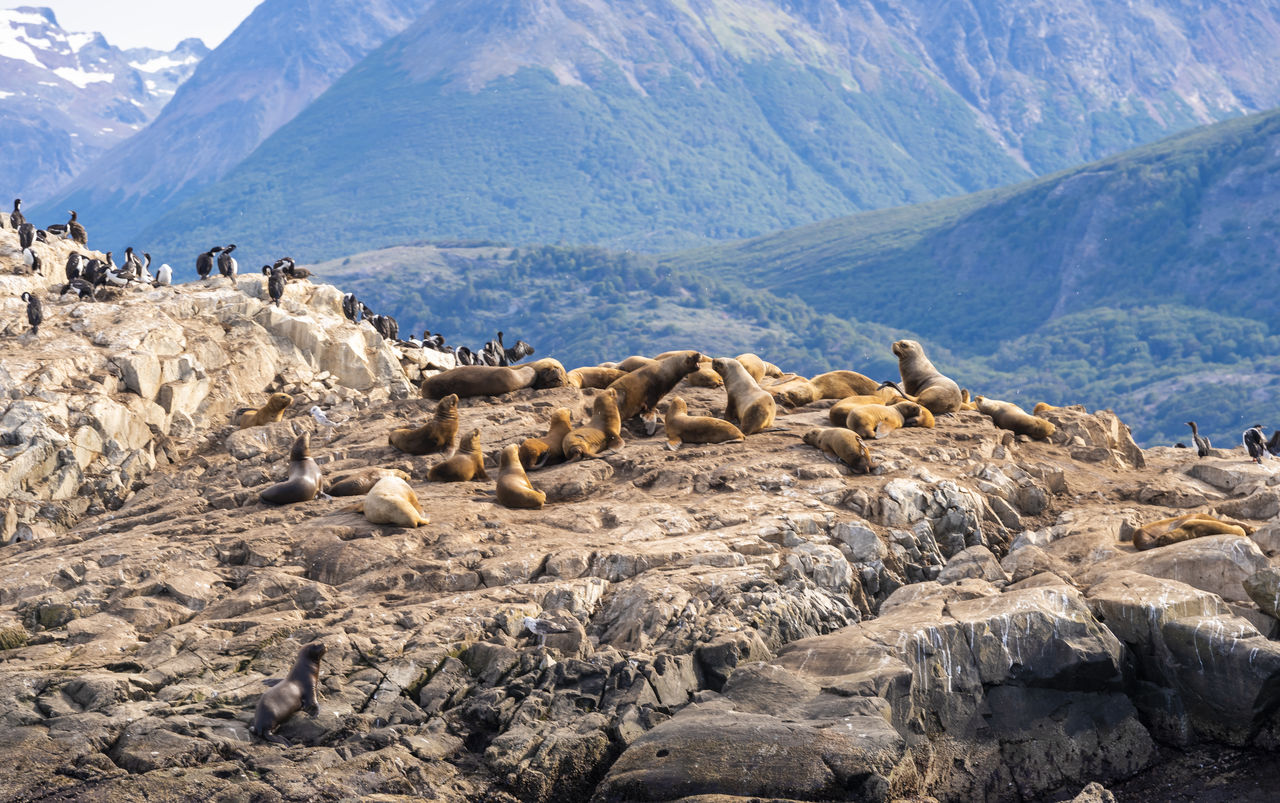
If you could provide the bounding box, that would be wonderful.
[266,265,285,306]
[276,257,311,280]
[341,293,359,322]
[67,210,87,245]
[455,345,477,365]
[1186,421,1212,458]
[45,222,68,237]
[22,247,41,275]
[1244,425,1267,463]
[65,252,83,282]
[196,246,223,280]
[154,262,173,287]
[123,247,143,276]
[61,278,96,300]
[502,333,535,364]
[21,292,42,335]
[218,244,238,278]
[137,252,154,283]
[10,198,25,229]
[17,222,35,250]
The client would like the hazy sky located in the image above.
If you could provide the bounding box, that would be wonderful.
[36,1,262,50]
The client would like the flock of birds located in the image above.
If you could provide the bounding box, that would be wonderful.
[1185,420,1280,464]
[5,199,537,371]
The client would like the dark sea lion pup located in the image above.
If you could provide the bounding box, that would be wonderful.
[260,432,322,504]
[327,467,411,496]
[421,359,567,399]
[388,393,459,454]
[251,641,325,745]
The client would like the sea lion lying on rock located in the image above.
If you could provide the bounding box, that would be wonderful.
[355,475,430,527]
[802,427,876,474]
[664,396,745,449]
[519,408,573,469]
[563,389,625,461]
[810,370,879,400]
[976,396,1055,441]
[236,393,293,428]
[843,401,934,439]
[892,339,962,414]
[568,366,628,390]
[765,376,820,408]
[828,388,909,426]
[388,394,459,455]
[736,353,782,382]
[327,467,411,497]
[421,358,567,399]
[1134,513,1254,551]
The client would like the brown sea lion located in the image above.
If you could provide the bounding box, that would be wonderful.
[828,388,908,425]
[734,353,772,383]
[1133,514,1254,551]
[663,396,745,450]
[236,393,292,428]
[388,393,459,455]
[428,428,489,482]
[563,389,625,460]
[842,401,932,439]
[684,360,724,388]
[712,357,776,435]
[421,358,567,400]
[892,339,962,415]
[802,427,876,474]
[251,642,325,746]
[519,407,573,469]
[260,432,322,504]
[810,370,879,400]
[496,443,546,510]
[766,376,820,408]
[975,397,1055,441]
[1032,401,1058,416]
[608,351,702,426]
[568,366,628,389]
[960,389,980,411]
[356,476,430,527]
[327,467,411,497]
[616,355,658,372]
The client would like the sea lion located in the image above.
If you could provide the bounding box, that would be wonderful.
[1032,401,1058,416]
[684,361,724,388]
[251,642,325,745]
[496,443,546,510]
[892,339,962,415]
[616,355,658,372]
[563,389,625,460]
[260,433,322,504]
[568,366,628,389]
[828,388,908,425]
[663,396,744,450]
[842,401,933,439]
[421,358,567,400]
[802,427,876,474]
[428,428,489,482]
[766,376,820,408]
[711,357,776,435]
[355,475,430,526]
[810,370,879,400]
[975,397,1055,441]
[518,407,573,469]
[960,389,980,411]
[734,353,778,383]
[388,393,459,454]
[327,467,411,497]
[236,393,293,428]
[608,351,702,425]
[1133,514,1254,551]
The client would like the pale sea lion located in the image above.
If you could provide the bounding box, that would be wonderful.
[766,376,820,408]
[892,339,962,414]
[802,427,875,474]
[711,357,776,435]
[356,475,430,527]
[496,443,546,509]
[1133,513,1254,551]
[388,393,459,454]
[663,396,744,450]
[810,370,879,401]
[260,432,321,504]
[975,396,1055,440]
[428,428,489,481]
[608,351,702,425]
[568,366,628,389]
[251,642,325,745]
[421,358,567,400]
[734,353,770,383]
[328,467,411,496]
[519,407,573,469]
[563,389,625,460]
[236,393,293,428]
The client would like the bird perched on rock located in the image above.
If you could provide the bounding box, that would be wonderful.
[341,293,359,322]
[67,210,87,245]
[65,252,82,282]
[9,198,25,229]
[197,246,223,280]
[1244,425,1267,463]
[21,292,42,335]
[522,616,569,645]
[61,278,96,300]
[154,262,173,287]
[17,222,35,250]
[310,406,345,427]
[22,247,41,275]
[1186,421,1212,458]
[264,265,285,306]
[218,244,238,278]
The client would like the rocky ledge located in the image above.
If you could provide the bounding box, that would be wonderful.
[3,268,1280,802]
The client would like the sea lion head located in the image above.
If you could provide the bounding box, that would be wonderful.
[437,393,459,415]
[550,408,572,427]
[530,359,568,389]
[299,641,326,663]
[266,393,293,413]
[666,395,687,417]
[682,352,703,372]
[289,432,311,461]
[891,340,920,360]
[500,443,521,469]
[847,431,876,474]
[801,428,822,447]
[710,357,731,377]
[460,428,482,450]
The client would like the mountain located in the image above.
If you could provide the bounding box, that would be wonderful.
[664,107,1280,446]
[136,0,1280,265]
[0,6,206,201]
[30,0,435,251]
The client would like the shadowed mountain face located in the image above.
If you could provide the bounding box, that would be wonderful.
[0,6,206,200]
[130,0,1280,264]
[29,0,435,248]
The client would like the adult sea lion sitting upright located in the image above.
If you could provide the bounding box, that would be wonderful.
[712,357,776,435]
[608,351,702,430]
[892,339,962,415]
[388,393,459,454]
[260,432,322,504]
[496,443,546,509]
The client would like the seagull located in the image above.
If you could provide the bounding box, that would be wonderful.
[522,616,570,646]
[310,406,346,427]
